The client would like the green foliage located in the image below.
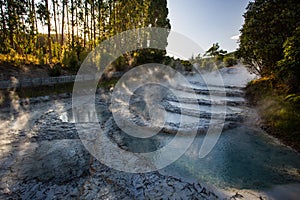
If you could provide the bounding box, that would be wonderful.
[134,49,166,67]
[204,43,227,58]
[223,56,237,67]
[163,56,172,65]
[62,50,79,70]
[78,49,90,64]
[262,96,300,135]
[189,53,202,65]
[284,94,300,104]
[98,77,119,89]
[49,63,62,77]
[200,58,216,71]
[112,56,127,71]
[246,79,300,151]
[162,56,181,69]
[240,1,300,149]
[0,51,39,66]
[237,0,300,76]
[261,96,300,147]
[277,27,300,92]
[52,42,61,59]
[0,0,171,72]
[189,44,231,71]
[180,60,193,72]
[246,76,276,103]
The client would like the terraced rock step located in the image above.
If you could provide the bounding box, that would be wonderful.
[189,81,245,90]
[167,100,243,113]
[123,79,247,137]
[164,96,245,107]
[170,84,245,97]
[162,101,244,122]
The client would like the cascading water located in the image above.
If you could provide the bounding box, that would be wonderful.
[111,65,300,194]
[61,65,300,198]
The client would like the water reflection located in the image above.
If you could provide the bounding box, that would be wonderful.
[60,104,110,123]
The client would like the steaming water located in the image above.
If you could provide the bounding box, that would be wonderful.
[168,101,243,113]
[61,66,300,193]
[123,66,300,191]
[172,89,245,101]
[60,104,110,123]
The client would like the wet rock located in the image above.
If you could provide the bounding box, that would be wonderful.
[40,96,50,102]
[58,93,70,99]
[230,192,244,199]
[1,83,250,199]
[15,139,90,184]
[81,158,220,200]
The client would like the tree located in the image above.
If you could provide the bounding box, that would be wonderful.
[52,0,59,43]
[277,26,300,92]
[0,0,8,53]
[0,0,171,70]
[204,43,227,58]
[237,0,300,76]
[61,0,65,47]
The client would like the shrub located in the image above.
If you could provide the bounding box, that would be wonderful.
[49,63,62,77]
[62,50,79,70]
[223,56,237,67]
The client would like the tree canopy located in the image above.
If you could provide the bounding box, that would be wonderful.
[0,0,171,71]
[237,0,300,78]
[204,43,227,58]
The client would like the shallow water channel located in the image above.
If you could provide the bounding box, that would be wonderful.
[62,66,300,194]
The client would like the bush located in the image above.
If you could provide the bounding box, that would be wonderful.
[0,51,40,66]
[200,58,216,71]
[277,27,300,93]
[79,50,90,64]
[223,56,237,67]
[246,77,300,151]
[134,49,165,66]
[180,60,193,71]
[62,50,79,70]
[113,56,127,71]
[49,63,62,77]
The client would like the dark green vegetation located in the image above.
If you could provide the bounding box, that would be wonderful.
[238,0,300,151]
[0,0,170,74]
[188,43,238,71]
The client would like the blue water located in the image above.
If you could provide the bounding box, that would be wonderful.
[157,126,300,190]
[118,125,300,190]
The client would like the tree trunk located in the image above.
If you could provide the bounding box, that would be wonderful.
[7,0,14,49]
[75,2,78,39]
[71,0,74,48]
[66,0,70,44]
[52,0,59,43]
[30,0,36,34]
[0,0,6,36]
[98,0,101,39]
[45,0,52,63]
[92,1,96,47]
[83,0,87,48]
[61,0,65,47]
[90,1,93,49]
[34,0,38,34]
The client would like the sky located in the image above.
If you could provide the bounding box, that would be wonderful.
[166,0,250,58]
